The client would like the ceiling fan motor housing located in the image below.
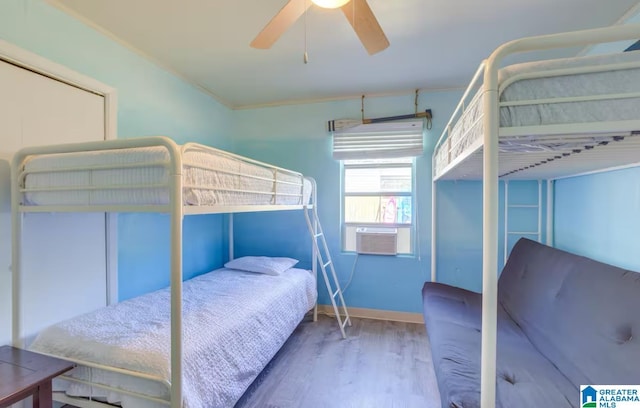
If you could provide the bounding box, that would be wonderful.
[312,0,351,9]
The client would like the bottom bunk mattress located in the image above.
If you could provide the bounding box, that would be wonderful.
[29,267,317,408]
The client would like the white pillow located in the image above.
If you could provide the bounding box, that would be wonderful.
[224,256,299,276]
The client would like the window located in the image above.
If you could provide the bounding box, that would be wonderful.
[342,158,415,254]
[332,120,423,255]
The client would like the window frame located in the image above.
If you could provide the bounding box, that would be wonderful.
[340,158,417,255]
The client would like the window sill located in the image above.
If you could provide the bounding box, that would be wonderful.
[340,250,416,259]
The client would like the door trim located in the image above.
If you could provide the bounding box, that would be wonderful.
[0,39,119,305]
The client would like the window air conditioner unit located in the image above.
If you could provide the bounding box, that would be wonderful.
[356,227,397,255]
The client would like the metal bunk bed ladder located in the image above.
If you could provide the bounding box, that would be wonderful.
[503,180,543,265]
[303,203,351,339]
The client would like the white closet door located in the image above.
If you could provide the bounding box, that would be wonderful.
[0,59,107,345]
[0,157,11,347]
[0,60,25,346]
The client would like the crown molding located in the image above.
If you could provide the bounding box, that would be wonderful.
[233,86,466,111]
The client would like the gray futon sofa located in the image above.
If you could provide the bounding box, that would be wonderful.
[422,238,640,408]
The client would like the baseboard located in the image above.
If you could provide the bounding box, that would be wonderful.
[317,305,424,324]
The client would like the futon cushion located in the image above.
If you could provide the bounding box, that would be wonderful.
[498,239,640,386]
[423,283,576,408]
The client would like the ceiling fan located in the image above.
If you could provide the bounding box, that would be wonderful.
[250,0,390,55]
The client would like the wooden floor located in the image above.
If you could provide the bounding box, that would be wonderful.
[64,315,441,408]
[235,314,440,408]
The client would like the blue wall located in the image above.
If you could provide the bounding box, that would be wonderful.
[232,94,445,313]
[585,10,640,55]
[555,168,640,272]
[553,14,640,273]
[436,180,546,293]
[232,93,542,312]
[0,1,548,309]
[0,0,234,300]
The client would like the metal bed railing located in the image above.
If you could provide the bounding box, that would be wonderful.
[11,136,317,408]
[36,350,172,406]
[14,137,307,213]
[430,23,640,408]
[433,48,640,180]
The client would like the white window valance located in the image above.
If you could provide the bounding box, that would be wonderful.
[332,120,424,160]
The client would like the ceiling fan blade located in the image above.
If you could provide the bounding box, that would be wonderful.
[341,0,389,55]
[250,0,312,49]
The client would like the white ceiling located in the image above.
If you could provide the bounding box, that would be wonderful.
[52,0,640,109]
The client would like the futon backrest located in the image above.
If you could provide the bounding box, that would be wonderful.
[498,238,640,386]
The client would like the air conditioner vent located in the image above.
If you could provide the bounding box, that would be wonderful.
[355,227,397,256]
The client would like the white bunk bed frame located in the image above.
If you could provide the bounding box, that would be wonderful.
[10,136,336,408]
[430,24,640,408]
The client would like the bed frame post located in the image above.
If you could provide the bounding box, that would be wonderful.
[170,183,183,408]
[546,180,554,246]
[503,180,509,266]
[431,179,437,282]
[11,153,24,347]
[481,57,499,408]
[168,144,184,408]
[308,177,318,322]
[228,213,234,261]
[537,180,543,243]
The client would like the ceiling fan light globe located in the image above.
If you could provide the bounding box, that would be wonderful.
[311,0,351,9]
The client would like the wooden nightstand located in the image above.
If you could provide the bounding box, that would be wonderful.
[0,346,75,408]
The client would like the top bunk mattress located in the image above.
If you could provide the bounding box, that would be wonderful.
[436,51,640,178]
[21,145,312,207]
[498,50,640,127]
